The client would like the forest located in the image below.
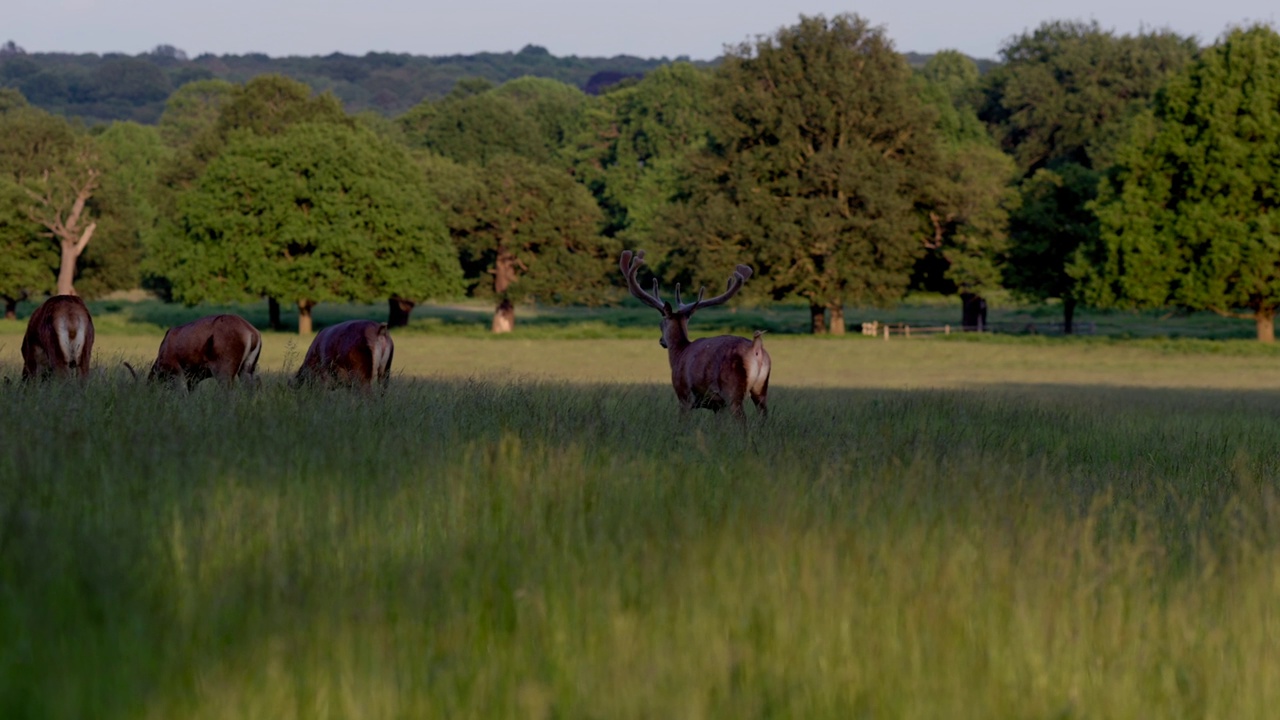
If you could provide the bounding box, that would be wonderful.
[2,14,1279,339]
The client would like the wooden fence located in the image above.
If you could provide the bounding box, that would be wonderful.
[860,320,1097,339]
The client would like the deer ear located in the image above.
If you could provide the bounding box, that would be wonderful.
[734,265,754,281]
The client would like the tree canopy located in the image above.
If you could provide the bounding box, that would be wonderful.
[169,122,461,333]
[656,14,941,334]
[0,98,117,297]
[400,77,588,166]
[913,51,1018,327]
[437,153,613,331]
[980,21,1196,330]
[1078,24,1280,341]
[575,62,714,245]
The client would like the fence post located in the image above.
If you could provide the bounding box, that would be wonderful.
[945,324,951,335]
[883,324,889,341]
[905,325,911,338]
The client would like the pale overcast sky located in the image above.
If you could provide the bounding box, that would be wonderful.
[5,0,1277,60]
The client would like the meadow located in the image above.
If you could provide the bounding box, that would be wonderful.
[2,299,1280,718]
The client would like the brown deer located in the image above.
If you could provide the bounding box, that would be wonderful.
[620,250,770,420]
[294,320,394,389]
[21,295,95,381]
[126,314,262,389]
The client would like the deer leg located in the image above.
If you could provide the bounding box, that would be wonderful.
[751,392,768,420]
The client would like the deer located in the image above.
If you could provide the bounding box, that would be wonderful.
[620,250,770,421]
[125,314,262,390]
[21,295,95,381]
[293,319,394,389]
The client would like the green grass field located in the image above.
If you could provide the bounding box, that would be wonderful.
[2,300,1280,718]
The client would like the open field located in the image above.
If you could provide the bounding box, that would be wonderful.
[3,303,1280,718]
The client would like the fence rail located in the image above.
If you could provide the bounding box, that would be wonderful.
[859,320,1096,339]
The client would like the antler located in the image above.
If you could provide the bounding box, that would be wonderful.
[674,264,754,315]
[619,250,667,313]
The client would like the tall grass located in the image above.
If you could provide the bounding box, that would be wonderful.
[2,366,1279,718]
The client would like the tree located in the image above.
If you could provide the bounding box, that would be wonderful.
[980,21,1196,331]
[150,75,353,325]
[656,14,940,334]
[80,121,170,297]
[399,77,587,166]
[0,101,103,296]
[442,154,613,332]
[1077,25,1280,342]
[0,175,51,318]
[574,62,714,245]
[914,51,1018,330]
[0,90,46,317]
[171,123,461,334]
[156,78,234,148]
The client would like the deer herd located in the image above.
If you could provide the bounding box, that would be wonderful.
[10,251,771,420]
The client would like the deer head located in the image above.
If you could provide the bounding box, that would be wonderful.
[620,250,769,420]
[619,250,754,349]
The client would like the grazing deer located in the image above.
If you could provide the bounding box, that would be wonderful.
[294,320,394,389]
[620,250,770,420]
[126,314,262,390]
[21,295,95,381]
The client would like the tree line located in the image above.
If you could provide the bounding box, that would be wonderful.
[3,15,1279,339]
[0,40,683,123]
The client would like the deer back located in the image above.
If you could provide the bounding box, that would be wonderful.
[21,295,95,380]
[151,314,262,385]
[296,320,394,388]
[671,334,769,408]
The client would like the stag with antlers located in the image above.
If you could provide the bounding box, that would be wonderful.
[21,295,95,381]
[621,250,770,420]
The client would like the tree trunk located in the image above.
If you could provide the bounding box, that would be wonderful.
[56,239,80,296]
[297,300,315,335]
[492,298,515,334]
[268,297,283,331]
[36,166,98,297]
[961,292,987,331]
[388,297,415,328]
[1256,309,1275,343]
[828,304,845,335]
[3,297,16,321]
[1063,298,1077,335]
[809,304,827,335]
[492,249,518,334]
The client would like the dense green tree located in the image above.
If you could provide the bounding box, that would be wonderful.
[1077,25,1280,342]
[171,122,461,334]
[575,62,714,245]
[980,21,1195,331]
[399,77,587,166]
[78,122,170,297]
[0,176,50,318]
[914,51,1018,329]
[492,76,589,152]
[657,14,941,334]
[442,154,613,332]
[156,78,234,148]
[0,100,105,296]
[151,75,353,321]
[0,90,47,317]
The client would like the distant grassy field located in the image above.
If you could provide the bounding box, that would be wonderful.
[2,299,1280,718]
